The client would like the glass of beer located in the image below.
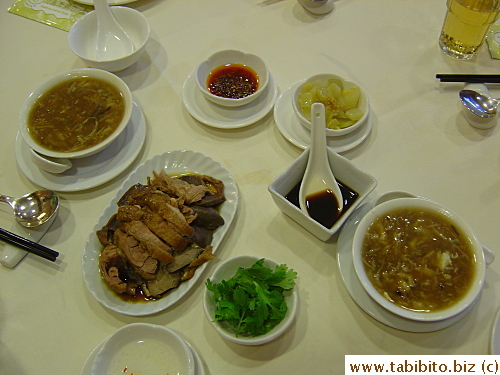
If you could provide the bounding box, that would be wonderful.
[439,0,500,59]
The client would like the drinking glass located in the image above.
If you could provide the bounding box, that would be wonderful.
[439,0,500,59]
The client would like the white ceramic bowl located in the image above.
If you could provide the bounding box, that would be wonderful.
[195,49,269,107]
[204,255,298,345]
[19,68,133,159]
[68,6,150,72]
[352,197,486,322]
[91,323,195,375]
[293,73,369,136]
[268,147,377,241]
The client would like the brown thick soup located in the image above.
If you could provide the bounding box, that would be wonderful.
[361,207,475,312]
[28,77,125,153]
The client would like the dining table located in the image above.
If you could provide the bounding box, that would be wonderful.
[2,0,500,374]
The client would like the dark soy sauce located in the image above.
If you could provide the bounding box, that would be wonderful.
[285,179,359,228]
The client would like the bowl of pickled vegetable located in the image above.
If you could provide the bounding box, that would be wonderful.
[293,73,369,136]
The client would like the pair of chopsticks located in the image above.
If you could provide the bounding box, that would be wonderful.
[0,228,59,262]
[436,74,500,83]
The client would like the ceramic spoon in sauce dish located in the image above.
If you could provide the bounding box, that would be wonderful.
[459,89,500,119]
[0,190,59,228]
[93,0,134,60]
[299,102,343,228]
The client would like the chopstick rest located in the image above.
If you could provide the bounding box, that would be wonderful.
[0,228,58,262]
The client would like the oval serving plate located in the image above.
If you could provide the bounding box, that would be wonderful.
[81,150,238,316]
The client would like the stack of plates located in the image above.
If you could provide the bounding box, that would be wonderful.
[81,323,205,375]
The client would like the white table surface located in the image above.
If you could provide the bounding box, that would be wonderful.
[1,0,500,374]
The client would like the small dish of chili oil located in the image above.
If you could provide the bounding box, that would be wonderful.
[207,63,259,99]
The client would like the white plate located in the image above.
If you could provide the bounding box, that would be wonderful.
[81,150,238,316]
[336,199,477,333]
[182,70,279,129]
[81,324,205,375]
[491,306,500,354]
[73,0,136,5]
[15,102,146,192]
[274,80,373,153]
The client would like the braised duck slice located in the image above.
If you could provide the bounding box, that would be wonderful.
[144,263,182,297]
[132,192,194,237]
[166,246,204,273]
[152,170,210,204]
[113,229,158,280]
[117,206,189,252]
[181,246,216,281]
[120,220,175,264]
[99,245,129,294]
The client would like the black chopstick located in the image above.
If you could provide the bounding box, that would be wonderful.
[0,228,59,262]
[436,74,500,83]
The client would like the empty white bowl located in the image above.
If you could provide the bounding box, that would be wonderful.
[352,197,486,322]
[68,6,150,72]
[204,255,298,345]
[91,323,195,375]
[293,73,369,136]
[19,68,133,159]
[268,147,377,241]
[195,49,269,107]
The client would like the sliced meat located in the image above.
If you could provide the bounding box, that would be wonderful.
[121,220,175,264]
[144,263,182,297]
[181,247,216,281]
[132,192,194,237]
[191,206,224,230]
[189,226,213,248]
[152,170,210,204]
[113,228,158,279]
[141,209,189,252]
[166,246,204,273]
[99,245,129,294]
[117,184,152,206]
[116,205,144,221]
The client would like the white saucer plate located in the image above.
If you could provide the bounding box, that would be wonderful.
[80,325,205,375]
[274,80,373,153]
[73,0,136,5]
[491,306,500,354]
[182,70,279,129]
[15,102,146,192]
[337,199,477,333]
[82,150,238,316]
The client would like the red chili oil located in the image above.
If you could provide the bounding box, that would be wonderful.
[207,63,259,99]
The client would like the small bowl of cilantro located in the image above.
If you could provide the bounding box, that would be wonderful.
[204,255,298,345]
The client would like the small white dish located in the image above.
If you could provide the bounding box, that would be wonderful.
[81,330,205,375]
[204,255,298,345]
[19,68,133,159]
[195,49,269,107]
[183,70,279,128]
[82,150,238,316]
[299,0,334,14]
[91,323,195,375]
[15,102,146,192]
[293,74,369,136]
[268,147,377,241]
[337,198,479,332]
[274,80,373,152]
[68,6,150,72]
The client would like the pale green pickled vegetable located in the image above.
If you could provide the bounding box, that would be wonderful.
[297,78,364,130]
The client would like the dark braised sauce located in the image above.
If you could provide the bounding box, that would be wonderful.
[286,179,359,228]
[207,63,259,99]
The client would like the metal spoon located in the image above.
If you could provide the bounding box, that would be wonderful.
[459,89,500,119]
[299,102,343,224]
[93,0,134,60]
[0,190,59,228]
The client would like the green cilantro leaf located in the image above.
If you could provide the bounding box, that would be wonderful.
[206,259,297,337]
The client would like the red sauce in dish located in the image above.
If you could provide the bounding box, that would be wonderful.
[207,63,259,99]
